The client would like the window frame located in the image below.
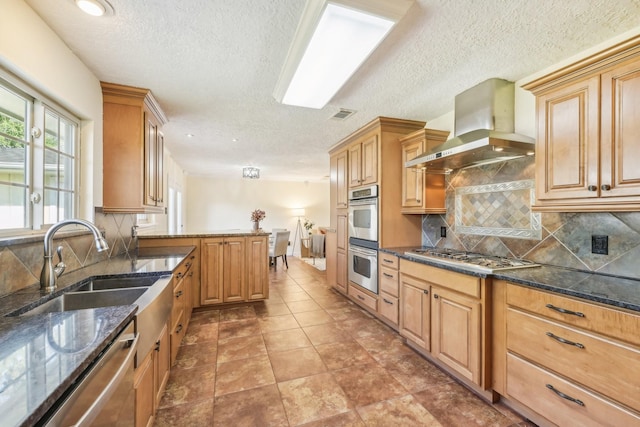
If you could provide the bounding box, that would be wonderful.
[0,71,81,237]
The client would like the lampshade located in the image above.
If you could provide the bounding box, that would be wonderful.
[273,0,414,109]
[292,208,306,218]
[242,167,260,179]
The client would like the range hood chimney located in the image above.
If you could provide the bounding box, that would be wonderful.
[406,78,535,172]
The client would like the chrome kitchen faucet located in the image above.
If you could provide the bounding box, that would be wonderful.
[40,219,109,292]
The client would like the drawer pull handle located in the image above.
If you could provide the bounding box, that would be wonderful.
[546,304,585,317]
[176,324,183,334]
[176,272,184,279]
[546,332,585,349]
[356,295,365,301]
[176,290,183,298]
[546,384,585,406]
[383,272,394,278]
[383,259,394,264]
[383,298,393,305]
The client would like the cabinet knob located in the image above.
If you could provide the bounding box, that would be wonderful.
[423,289,429,295]
[601,184,611,191]
[433,294,439,299]
[416,200,421,203]
[587,185,597,192]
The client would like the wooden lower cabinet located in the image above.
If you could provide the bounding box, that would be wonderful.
[399,259,486,389]
[497,281,640,426]
[431,286,481,384]
[398,272,430,350]
[201,235,269,305]
[135,321,170,427]
[246,234,269,300]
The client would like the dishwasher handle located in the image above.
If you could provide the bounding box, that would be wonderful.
[76,333,138,427]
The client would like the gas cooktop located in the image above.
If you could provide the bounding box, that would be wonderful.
[403,247,539,274]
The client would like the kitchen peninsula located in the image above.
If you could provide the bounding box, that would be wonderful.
[138,230,271,307]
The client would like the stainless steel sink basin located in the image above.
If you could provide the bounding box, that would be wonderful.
[75,276,159,291]
[21,288,148,316]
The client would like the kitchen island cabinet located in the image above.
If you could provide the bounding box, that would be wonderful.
[201,236,246,304]
[524,35,640,212]
[101,82,167,213]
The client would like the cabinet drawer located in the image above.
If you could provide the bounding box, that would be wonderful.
[379,253,399,269]
[171,278,185,329]
[507,308,640,410]
[348,285,377,311]
[379,266,399,297]
[507,353,640,427]
[400,259,480,298]
[378,293,398,325]
[170,310,186,365]
[507,284,640,346]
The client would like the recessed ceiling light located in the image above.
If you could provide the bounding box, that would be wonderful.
[75,0,114,17]
[232,138,238,142]
[186,133,194,138]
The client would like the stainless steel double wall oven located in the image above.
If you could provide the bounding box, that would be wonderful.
[348,185,378,294]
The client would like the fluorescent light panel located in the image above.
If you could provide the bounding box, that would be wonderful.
[275,0,413,109]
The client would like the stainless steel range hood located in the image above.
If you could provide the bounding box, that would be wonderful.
[406,78,535,172]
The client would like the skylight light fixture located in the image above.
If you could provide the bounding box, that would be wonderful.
[274,0,414,109]
[75,0,114,17]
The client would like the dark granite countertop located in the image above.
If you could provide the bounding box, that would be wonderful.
[381,247,640,313]
[138,229,271,238]
[0,247,194,427]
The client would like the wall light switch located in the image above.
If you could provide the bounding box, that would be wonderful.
[592,235,608,255]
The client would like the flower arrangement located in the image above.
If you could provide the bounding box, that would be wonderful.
[251,209,266,223]
[303,218,314,234]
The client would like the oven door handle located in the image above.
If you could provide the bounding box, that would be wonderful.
[75,332,138,427]
[349,246,377,257]
[348,197,378,206]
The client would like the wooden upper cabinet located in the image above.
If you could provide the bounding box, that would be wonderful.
[524,36,640,211]
[348,135,378,188]
[400,129,449,214]
[335,150,348,208]
[102,82,167,213]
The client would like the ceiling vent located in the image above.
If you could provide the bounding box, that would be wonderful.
[330,108,356,121]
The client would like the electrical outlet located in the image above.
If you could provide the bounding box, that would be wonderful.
[440,226,447,238]
[592,235,608,255]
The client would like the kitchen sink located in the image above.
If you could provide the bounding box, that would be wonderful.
[20,287,148,316]
[74,276,160,292]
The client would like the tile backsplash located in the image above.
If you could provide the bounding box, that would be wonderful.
[0,211,137,298]
[422,156,640,280]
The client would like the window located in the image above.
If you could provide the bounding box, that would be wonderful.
[0,76,79,234]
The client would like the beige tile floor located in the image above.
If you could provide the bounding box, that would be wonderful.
[154,257,536,426]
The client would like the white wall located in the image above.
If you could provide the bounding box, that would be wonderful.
[0,0,103,218]
[186,175,329,254]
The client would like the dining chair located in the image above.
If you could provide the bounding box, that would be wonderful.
[269,230,290,270]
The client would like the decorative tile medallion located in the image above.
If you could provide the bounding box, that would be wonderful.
[455,180,541,240]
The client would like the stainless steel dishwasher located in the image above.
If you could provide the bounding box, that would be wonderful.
[43,321,138,426]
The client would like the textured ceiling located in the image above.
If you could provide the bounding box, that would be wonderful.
[23,0,640,182]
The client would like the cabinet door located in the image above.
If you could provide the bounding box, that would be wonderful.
[336,213,348,251]
[224,237,246,302]
[600,56,640,199]
[361,135,378,186]
[201,238,224,305]
[336,150,348,208]
[156,131,164,206]
[134,350,155,427]
[348,143,362,188]
[155,322,170,408]
[535,76,600,201]
[431,286,481,384]
[401,139,424,208]
[246,235,269,300]
[399,274,430,350]
[144,110,159,207]
[335,250,347,294]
